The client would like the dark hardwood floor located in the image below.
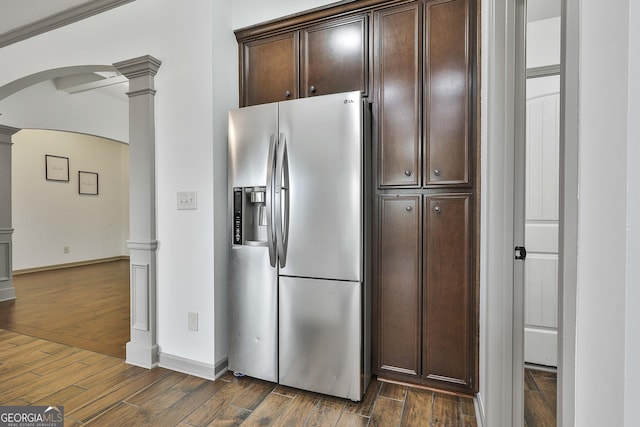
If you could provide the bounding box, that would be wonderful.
[524,367,557,427]
[0,330,477,426]
[0,260,130,358]
[0,260,479,426]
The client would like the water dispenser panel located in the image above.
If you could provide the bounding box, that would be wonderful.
[233,188,242,245]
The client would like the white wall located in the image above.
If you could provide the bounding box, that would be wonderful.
[575,1,630,425]
[526,17,561,68]
[0,0,230,369]
[232,0,342,29]
[11,129,129,270]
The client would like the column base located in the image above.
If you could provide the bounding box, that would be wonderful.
[126,341,159,369]
[0,285,16,302]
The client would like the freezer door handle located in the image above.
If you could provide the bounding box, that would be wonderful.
[266,133,278,267]
[275,133,290,268]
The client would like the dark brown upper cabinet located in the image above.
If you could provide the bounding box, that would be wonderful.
[237,13,368,107]
[301,15,369,98]
[374,2,422,187]
[424,0,471,186]
[241,33,299,107]
[375,0,472,188]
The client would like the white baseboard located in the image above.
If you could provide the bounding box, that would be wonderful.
[13,256,130,275]
[158,352,228,381]
[474,392,486,427]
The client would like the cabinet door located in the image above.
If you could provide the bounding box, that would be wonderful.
[423,194,472,387]
[424,0,471,186]
[374,3,421,187]
[300,15,368,98]
[377,195,421,376]
[242,33,299,106]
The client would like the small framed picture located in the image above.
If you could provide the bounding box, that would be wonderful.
[45,155,69,182]
[78,171,99,195]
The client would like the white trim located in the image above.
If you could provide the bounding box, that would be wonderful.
[474,393,486,427]
[125,341,159,369]
[127,240,159,251]
[0,0,136,49]
[558,0,579,425]
[158,352,222,381]
[479,0,518,424]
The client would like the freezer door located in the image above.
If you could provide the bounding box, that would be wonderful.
[279,277,362,401]
[228,102,279,382]
[228,246,278,382]
[278,91,363,282]
[228,102,278,188]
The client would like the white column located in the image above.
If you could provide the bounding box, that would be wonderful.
[0,125,19,302]
[113,55,161,369]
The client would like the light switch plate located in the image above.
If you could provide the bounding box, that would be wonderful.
[177,191,197,210]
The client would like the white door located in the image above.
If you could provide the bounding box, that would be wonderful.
[524,74,560,367]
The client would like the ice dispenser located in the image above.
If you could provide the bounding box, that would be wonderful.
[233,186,267,246]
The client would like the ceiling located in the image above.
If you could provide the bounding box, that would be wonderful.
[0,0,94,35]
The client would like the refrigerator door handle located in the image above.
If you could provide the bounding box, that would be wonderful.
[275,133,290,268]
[266,133,278,267]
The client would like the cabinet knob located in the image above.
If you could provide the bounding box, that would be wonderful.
[434,169,441,176]
[309,85,316,94]
[406,206,413,212]
[404,170,412,177]
[434,206,441,213]
[285,90,291,98]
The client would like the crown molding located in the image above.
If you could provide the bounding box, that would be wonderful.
[0,0,136,49]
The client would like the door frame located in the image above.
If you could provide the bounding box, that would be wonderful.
[512,0,580,425]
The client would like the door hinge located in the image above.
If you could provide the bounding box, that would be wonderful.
[515,246,527,260]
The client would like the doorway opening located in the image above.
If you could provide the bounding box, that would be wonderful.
[0,71,130,356]
[520,1,561,426]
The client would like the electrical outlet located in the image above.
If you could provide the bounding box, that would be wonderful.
[188,312,198,331]
[63,246,69,254]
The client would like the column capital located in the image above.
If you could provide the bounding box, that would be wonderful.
[0,125,20,146]
[113,55,162,80]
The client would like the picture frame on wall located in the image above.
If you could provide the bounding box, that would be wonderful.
[78,171,99,195]
[45,154,70,182]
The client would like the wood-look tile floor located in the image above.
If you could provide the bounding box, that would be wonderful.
[524,368,557,427]
[0,329,477,426]
[0,261,130,358]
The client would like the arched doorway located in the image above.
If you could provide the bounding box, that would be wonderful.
[0,55,161,369]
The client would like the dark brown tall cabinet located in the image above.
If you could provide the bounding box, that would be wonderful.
[372,0,476,393]
[235,0,478,395]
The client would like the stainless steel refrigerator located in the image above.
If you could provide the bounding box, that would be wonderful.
[227,91,371,401]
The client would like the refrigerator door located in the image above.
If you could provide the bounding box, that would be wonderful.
[279,276,362,401]
[228,102,279,382]
[278,91,363,282]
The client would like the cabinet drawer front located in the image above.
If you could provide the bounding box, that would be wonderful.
[375,3,421,187]
[423,194,472,386]
[301,15,368,98]
[424,0,471,186]
[378,195,422,375]
[243,33,299,106]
